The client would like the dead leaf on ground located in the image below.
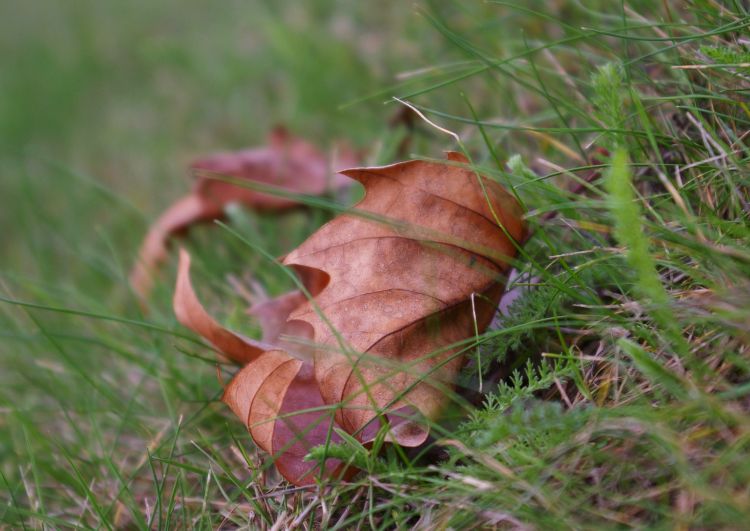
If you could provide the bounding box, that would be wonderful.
[131,127,359,299]
[173,152,526,485]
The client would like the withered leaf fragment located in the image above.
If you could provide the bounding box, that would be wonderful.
[174,153,526,485]
[131,128,358,299]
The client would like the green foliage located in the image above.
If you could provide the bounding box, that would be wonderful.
[464,358,575,437]
[591,62,627,147]
[474,398,591,452]
[700,45,750,64]
[472,284,565,373]
[306,428,378,474]
[606,150,673,324]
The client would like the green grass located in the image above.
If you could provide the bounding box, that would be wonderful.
[2,1,749,529]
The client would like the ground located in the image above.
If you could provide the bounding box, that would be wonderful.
[1,1,749,529]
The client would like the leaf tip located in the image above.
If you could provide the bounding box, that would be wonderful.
[445,151,469,164]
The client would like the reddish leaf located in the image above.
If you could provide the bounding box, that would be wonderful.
[176,253,347,485]
[173,153,526,485]
[174,249,269,364]
[131,128,359,299]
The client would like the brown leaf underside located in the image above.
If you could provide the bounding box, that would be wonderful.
[173,153,526,485]
[131,128,358,299]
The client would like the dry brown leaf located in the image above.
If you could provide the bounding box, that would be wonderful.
[131,127,359,299]
[175,251,347,485]
[173,152,526,485]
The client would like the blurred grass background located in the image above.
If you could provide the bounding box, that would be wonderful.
[2,1,750,529]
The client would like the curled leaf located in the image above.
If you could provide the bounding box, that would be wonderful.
[131,128,359,299]
[176,253,346,485]
[174,249,269,364]
[173,153,526,485]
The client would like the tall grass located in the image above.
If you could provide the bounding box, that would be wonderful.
[1,1,749,529]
